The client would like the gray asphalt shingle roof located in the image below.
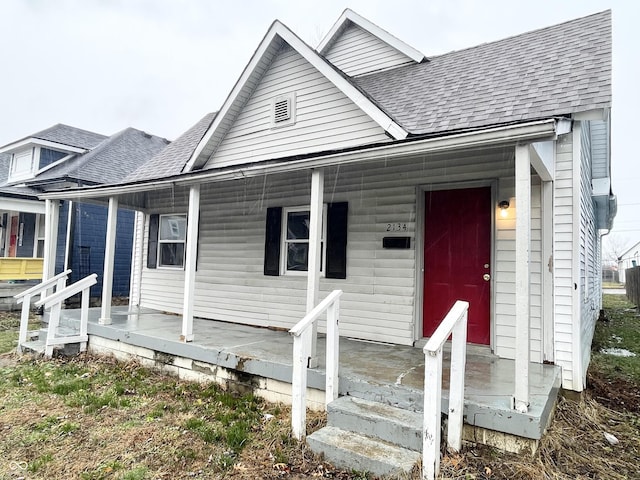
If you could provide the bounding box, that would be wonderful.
[8,124,108,151]
[354,10,611,135]
[0,153,39,198]
[32,128,170,186]
[125,112,216,182]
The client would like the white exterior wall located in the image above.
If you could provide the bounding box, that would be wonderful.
[553,132,577,389]
[494,178,543,362]
[323,23,414,76]
[553,125,601,391]
[204,44,390,170]
[138,149,543,359]
[579,122,601,389]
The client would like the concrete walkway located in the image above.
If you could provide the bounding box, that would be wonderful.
[53,305,560,441]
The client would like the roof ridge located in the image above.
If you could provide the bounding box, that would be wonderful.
[428,9,610,59]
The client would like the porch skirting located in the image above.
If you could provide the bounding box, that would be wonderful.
[88,335,327,411]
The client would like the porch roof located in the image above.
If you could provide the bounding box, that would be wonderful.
[38,117,559,209]
[59,305,561,441]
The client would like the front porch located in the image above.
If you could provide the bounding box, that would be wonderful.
[42,305,561,450]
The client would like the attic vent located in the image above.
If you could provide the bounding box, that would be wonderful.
[272,93,296,128]
[274,98,290,123]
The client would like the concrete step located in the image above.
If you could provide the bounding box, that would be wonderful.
[20,339,46,355]
[328,396,423,451]
[307,426,420,478]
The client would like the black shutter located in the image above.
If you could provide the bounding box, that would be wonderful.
[147,214,159,269]
[326,202,348,279]
[264,207,282,276]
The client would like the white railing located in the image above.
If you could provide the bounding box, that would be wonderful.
[422,300,469,480]
[14,269,72,353]
[34,273,98,358]
[289,289,342,440]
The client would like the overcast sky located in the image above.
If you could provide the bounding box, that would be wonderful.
[0,0,638,251]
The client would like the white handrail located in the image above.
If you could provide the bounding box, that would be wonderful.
[422,300,468,480]
[14,269,71,354]
[289,289,342,440]
[35,273,97,358]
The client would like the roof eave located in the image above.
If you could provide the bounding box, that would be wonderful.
[184,20,408,173]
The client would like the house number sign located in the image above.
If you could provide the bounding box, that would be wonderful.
[386,223,409,232]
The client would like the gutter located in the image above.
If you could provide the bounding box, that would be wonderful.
[40,118,560,201]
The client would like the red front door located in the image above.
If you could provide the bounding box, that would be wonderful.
[423,187,491,345]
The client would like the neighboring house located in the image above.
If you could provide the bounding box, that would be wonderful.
[618,241,640,283]
[0,124,169,296]
[43,8,614,399]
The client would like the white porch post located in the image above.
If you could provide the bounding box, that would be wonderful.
[99,196,118,325]
[181,184,200,342]
[307,169,324,365]
[42,199,60,298]
[514,145,531,412]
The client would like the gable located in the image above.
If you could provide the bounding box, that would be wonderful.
[203,43,391,170]
[323,22,416,76]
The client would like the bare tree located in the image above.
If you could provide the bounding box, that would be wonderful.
[602,233,632,267]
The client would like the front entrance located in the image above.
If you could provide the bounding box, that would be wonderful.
[423,187,491,345]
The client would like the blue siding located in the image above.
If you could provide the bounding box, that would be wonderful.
[39,148,67,169]
[17,213,36,257]
[55,201,68,273]
[55,202,134,298]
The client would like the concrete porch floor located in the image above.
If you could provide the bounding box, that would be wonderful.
[52,305,561,442]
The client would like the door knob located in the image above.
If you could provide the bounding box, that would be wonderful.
[483,273,491,281]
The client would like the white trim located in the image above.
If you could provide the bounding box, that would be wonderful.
[280,205,327,276]
[157,213,188,269]
[99,197,118,325]
[0,137,87,155]
[317,9,425,63]
[44,119,560,202]
[572,109,609,121]
[513,144,531,412]
[63,202,73,270]
[182,186,200,342]
[184,20,408,172]
[0,198,45,214]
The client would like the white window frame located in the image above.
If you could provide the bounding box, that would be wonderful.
[158,214,187,269]
[35,213,46,258]
[280,205,327,276]
[9,148,36,181]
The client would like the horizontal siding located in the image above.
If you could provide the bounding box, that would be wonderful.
[494,177,543,361]
[136,148,548,351]
[205,44,390,169]
[553,133,576,389]
[590,120,609,179]
[324,23,414,76]
[580,123,599,391]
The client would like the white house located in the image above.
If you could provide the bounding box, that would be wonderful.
[39,7,614,440]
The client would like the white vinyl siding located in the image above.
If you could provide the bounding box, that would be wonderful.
[324,23,415,76]
[137,147,542,353]
[553,132,577,390]
[204,44,390,169]
[590,120,609,179]
[579,122,600,390]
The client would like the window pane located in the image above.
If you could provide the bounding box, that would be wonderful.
[287,243,308,271]
[286,211,309,240]
[159,215,187,241]
[160,243,184,267]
